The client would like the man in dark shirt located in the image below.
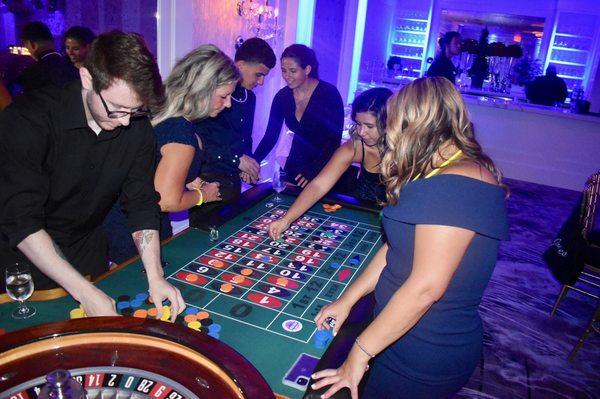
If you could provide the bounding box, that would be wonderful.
[189,38,276,228]
[16,21,79,94]
[526,65,568,106]
[0,31,184,319]
[427,31,461,84]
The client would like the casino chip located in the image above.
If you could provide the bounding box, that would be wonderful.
[120,307,134,317]
[220,283,234,293]
[313,329,334,348]
[69,306,86,319]
[324,316,337,328]
[329,262,341,269]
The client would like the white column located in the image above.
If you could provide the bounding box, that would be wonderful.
[337,0,368,104]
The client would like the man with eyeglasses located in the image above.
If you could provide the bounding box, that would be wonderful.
[0,31,185,320]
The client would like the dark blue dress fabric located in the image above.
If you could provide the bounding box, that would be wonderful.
[154,117,203,237]
[103,117,202,263]
[363,174,509,398]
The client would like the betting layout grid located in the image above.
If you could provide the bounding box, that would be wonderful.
[166,205,383,344]
[3,367,193,399]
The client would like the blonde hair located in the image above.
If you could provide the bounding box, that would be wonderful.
[152,44,239,126]
[381,77,503,205]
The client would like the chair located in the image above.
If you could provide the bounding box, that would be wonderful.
[550,171,600,360]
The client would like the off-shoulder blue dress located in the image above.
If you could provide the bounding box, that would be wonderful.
[363,174,509,398]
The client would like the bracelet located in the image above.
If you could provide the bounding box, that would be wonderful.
[355,338,375,358]
[191,187,204,206]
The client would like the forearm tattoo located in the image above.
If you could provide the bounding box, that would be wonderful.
[52,241,68,261]
[132,230,155,255]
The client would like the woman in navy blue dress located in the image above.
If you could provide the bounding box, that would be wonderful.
[103,46,238,262]
[312,77,509,398]
[152,45,239,221]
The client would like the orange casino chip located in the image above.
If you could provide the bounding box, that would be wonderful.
[185,273,199,282]
[147,307,158,317]
[196,311,210,320]
[133,309,148,318]
[231,275,245,284]
[241,268,253,276]
[276,277,289,287]
[184,314,198,323]
[220,283,234,293]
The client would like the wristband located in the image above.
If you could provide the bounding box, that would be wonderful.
[192,187,204,206]
[355,337,375,358]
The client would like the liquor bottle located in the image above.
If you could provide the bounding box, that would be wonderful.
[38,370,87,399]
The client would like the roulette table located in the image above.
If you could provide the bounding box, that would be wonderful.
[0,317,272,399]
[0,185,383,399]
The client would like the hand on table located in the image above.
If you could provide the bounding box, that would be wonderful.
[79,285,118,317]
[201,182,222,203]
[311,354,370,399]
[148,277,185,322]
[239,155,260,182]
[240,171,257,184]
[314,298,352,335]
[268,218,291,240]
[294,173,309,188]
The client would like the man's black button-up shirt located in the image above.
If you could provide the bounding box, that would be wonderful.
[0,81,160,249]
[195,84,256,176]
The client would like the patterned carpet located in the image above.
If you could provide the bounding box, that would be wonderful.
[457,178,599,399]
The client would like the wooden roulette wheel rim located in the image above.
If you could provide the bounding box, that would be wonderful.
[0,317,274,398]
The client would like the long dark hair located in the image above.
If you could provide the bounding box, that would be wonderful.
[438,31,460,58]
[349,87,393,151]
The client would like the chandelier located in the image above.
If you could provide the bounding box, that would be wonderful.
[237,0,282,42]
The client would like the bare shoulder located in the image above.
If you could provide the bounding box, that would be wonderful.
[441,159,498,185]
[339,139,361,162]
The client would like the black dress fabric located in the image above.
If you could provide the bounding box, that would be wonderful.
[253,80,344,181]
[355,140,385,203]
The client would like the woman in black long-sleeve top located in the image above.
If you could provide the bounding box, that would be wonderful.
[253,44,344,187]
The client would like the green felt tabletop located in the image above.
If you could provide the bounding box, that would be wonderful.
[0,192,383,399]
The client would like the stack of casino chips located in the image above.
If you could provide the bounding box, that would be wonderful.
[182,307,222,339]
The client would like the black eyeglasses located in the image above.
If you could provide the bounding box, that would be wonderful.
[98,91,151,119]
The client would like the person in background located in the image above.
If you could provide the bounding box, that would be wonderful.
[525,65,568,106]
[16,21,78,94]
[0,31,184,319]
[427,31,461,84]
[64,26,96,69]
[268,87,393,240]
[253,44,344,188]
[189,38,276,228]
[311,77,509,398]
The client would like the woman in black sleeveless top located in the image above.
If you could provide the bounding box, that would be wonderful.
[268,87,392,239]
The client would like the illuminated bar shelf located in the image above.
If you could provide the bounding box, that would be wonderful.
[387,4,432,80]
[545,11,598,92]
